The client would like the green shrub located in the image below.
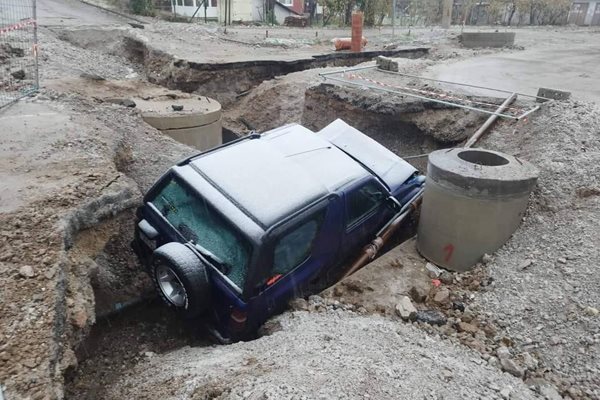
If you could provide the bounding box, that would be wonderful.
[130,0,154,15]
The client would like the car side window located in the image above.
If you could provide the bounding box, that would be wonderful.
[346,180,386,228]
[271,213,323,277]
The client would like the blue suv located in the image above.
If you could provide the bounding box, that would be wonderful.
[132,119,424,342]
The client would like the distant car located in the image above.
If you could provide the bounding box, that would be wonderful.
[132,119,424,342]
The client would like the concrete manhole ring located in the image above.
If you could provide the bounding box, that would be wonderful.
[417,148,538,272]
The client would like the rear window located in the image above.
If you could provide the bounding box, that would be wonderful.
[150,176,251,289]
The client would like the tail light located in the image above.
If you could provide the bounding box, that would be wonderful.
[230,308,247,332]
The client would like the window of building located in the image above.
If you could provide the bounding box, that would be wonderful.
[280,0,293,6]
[346,181,386,228]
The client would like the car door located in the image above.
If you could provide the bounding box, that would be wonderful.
[140,173,254,339]
[248,197,342,326]
[343,178,393,253]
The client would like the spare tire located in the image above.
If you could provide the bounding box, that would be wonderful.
[151,242,210,318]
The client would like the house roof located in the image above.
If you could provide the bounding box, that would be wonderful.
[188,123,369,228]
[274,1,302,16]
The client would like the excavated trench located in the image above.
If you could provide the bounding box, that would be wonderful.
[56,27,496,398]
[55,27,428,107]
[302,83,491,170]
[122,35,429,107]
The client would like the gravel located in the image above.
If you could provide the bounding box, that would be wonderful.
[3,9,599,399]
[99,310,539,400]
[476,100,600,398]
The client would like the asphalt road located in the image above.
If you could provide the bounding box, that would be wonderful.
[424,31,600,103]
[37,0,127,26]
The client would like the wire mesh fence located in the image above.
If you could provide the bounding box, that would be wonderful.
[0,0,39,109]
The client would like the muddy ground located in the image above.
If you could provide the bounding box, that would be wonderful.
[1,2,599,399]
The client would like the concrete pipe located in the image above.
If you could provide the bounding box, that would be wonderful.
[417,148,538,272]
[136,97,222,151]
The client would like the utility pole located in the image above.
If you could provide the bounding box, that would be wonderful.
[442,0,453,28]
[392,0,396,38]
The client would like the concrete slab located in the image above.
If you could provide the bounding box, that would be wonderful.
[460,32,515,48]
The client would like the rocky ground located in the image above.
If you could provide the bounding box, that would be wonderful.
[1,2,599,399]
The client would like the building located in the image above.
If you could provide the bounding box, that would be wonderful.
[168,0,305,23]
[568,0,600,25]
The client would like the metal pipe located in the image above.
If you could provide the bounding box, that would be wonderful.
[342,193,423,279]
[464,93,517,148]
[321,64,554,102]
[319,65,377,76]
[33,0,39,90]
[377,68,554,101]
[516,104,541,120]
[323,75,520,119]
[228,0,232,25]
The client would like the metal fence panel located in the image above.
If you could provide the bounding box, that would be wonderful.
[0,0,39,109]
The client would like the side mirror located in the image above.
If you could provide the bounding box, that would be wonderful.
[386,196,402,212]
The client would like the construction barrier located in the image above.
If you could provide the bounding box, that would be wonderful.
[0,0,39,109]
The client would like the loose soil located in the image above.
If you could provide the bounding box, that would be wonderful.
[1,6,599,399]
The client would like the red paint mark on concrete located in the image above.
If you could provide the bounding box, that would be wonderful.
[443,244,454,262]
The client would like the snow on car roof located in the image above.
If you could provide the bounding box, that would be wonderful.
[190,124,370,228]
[318,119,417,190]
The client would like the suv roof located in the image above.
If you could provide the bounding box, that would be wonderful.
[188,123,370,228]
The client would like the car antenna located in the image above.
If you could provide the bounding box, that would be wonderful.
[285,146,332,158]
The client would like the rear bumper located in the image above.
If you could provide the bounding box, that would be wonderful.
[131,225,153,270]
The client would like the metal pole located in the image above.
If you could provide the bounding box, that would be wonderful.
[516,104,541,120]
[323,75,520,119]
[392,0,396,38]
[33,0,39,90]
[189,0,205,22]
[464,93,517,148]
[321,65,552,102]
[377,68,553,101]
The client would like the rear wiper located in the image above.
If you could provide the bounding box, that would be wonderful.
[193,243,232,275]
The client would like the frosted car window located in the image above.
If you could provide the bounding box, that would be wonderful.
[273,219,319,275]
[346,181,385,228]
[151,177,251,289]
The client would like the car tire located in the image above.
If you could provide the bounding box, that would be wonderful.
[151,242,210,318]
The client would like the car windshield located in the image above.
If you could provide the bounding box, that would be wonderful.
[150,176,251,290]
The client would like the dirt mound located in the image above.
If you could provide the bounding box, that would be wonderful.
[475,100,600,398]
[95,310,537,400]
[0,92,194,399]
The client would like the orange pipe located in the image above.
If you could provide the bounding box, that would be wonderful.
[351,12,363,52]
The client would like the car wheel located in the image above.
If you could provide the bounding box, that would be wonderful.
[151,242,210,318]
